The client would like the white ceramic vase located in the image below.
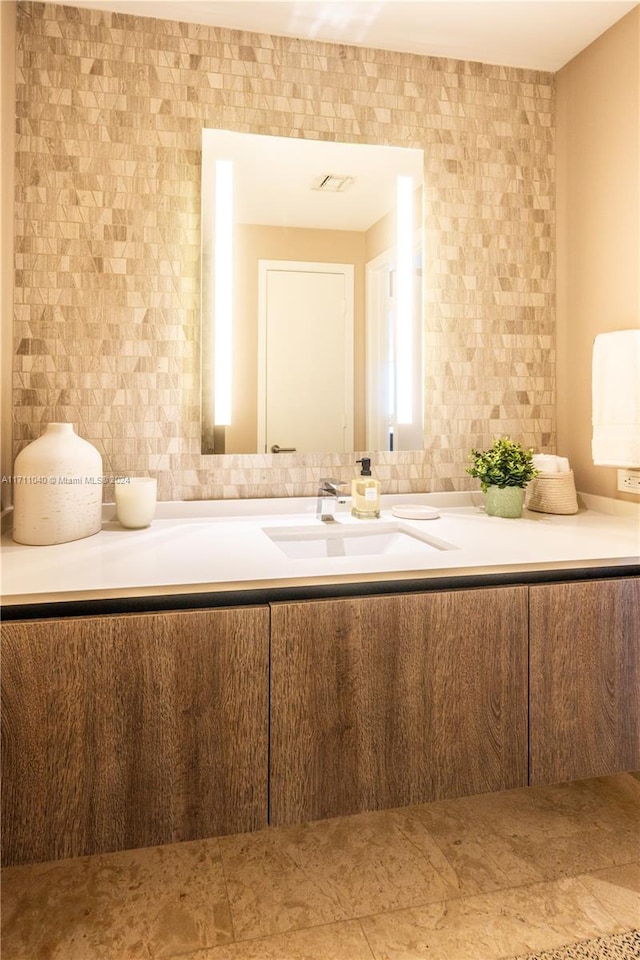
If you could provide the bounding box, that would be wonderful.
[12,423,103,545]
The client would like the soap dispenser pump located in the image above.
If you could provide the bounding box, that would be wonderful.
[351,457,381,519]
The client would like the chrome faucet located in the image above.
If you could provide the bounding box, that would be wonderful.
[316,478,347,522]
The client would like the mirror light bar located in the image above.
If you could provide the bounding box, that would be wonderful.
[396,175,413,425]
[214,159,233,426]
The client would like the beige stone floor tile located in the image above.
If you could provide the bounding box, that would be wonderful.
[0,838,233,960]
[576,776,640,862]
[476,824,631,883]
[394,800,525,896]
[453,784,590,843]
[400,774,640,895]
[218,808,459,942]
[579,861,640,930]
[2,776,637,960]
[451,773,640,845]
[174,919,376,959]
[513,776,640,869]
[360,876,624,960]
[545,775,640,839]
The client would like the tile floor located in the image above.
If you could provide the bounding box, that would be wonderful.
[1,773,639,960]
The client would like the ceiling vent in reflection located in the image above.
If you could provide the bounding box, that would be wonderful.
[311,174,356,193]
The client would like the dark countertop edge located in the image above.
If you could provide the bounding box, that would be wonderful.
[1,562,638,621]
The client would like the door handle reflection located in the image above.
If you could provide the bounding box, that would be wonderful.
[271,444,297,453]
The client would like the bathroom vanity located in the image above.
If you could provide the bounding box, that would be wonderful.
[1,493,639,866]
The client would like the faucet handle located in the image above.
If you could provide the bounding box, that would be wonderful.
[319,478,347,494]
[317,478,347,522]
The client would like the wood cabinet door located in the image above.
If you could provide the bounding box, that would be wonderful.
[1,606,269,866]
[530,577,640,785]
[270,587,528,825]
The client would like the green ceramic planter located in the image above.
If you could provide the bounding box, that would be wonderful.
[483,485,525,518]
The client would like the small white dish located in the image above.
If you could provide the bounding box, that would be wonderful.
[391,504,440,520]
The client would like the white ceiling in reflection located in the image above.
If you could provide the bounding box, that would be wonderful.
[204,129,423,230]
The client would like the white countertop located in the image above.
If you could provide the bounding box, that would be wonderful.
[1,492,639,608]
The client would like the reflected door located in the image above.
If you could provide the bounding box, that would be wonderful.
[258,261,354,454]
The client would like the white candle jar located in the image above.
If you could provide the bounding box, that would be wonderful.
[115,477,157,529]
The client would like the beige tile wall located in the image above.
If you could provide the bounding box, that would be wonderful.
[12,1,555,501]
[1,2,16,511]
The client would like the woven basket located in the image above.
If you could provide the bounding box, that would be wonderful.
[525,470,579,515]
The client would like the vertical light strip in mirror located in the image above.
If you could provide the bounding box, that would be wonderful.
[396,174,413,424]
[214,159,233,425]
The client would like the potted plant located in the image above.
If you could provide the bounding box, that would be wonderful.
[467,437,538,518]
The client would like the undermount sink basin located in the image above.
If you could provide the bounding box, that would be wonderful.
[263,520,456,559]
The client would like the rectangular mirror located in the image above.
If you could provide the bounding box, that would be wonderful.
[201,129,424,456]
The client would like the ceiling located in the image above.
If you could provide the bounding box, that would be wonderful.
[53,0,638,71]
[203,130,424,230]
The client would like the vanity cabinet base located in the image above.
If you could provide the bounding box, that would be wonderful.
[3,576,638,866]
[1,607,269,866]
[270,587,529,825]
[529,578,640,785]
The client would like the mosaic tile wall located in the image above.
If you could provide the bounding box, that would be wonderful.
[13,1,555,500]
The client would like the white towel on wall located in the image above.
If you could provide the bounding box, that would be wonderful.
[592,329,640,467]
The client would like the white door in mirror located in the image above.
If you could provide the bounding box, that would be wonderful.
[259,262,354,454]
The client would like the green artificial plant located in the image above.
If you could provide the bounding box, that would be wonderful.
[466,437,538,493]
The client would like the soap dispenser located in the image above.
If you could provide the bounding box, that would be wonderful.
[351,457,381,519]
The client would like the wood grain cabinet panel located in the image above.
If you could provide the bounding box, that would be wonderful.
[530,578,640,785]
[1,607,269,866]
[270,587,528,825]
